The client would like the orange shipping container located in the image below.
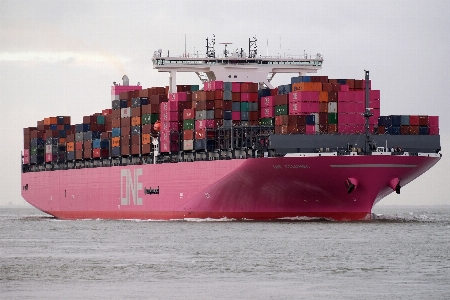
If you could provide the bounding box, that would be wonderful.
[112,137,120,147]
[131,116,141,126]
[44,118,51,126]
[142,133,151,145]
[67,142,75,152]
[49,117,57,125]
[319,91,329,102]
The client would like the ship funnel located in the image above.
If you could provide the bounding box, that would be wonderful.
[389,178,401,194]
[346,178,358,194]
[122,75,129,86]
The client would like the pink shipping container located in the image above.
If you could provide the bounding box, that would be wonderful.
[160,121,179,132]
[232,82,241,92]
[111,85,142,95]
[261,107,275,118]
[369,99,380,109]
[160,130,170,143]
[45,153,54,163]
[204,81,223,91]
[160,101,179,112]
[354,91,365,102]
[195,120,206,130]
[241,93,250,102]
[429,127,439,135]
[205,119,216,129]
[160,111,179,122]
[289,91,318,102]
[428,116,439,127]
[160,141,170,153]
[340,85,349,92]
[169,92,187,102]
[289,102,305,115]
[23,149,30,157]
[23,156,30,164]
[232,111,241,120]
[261,96,275,108]
[371,90,380,100]
[305,125,316,135]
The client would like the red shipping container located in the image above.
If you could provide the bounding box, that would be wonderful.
[195,129,206,139]
[214,109,223,119]
[75,141,83,150]
[75,150,83,160]
[249,112,258,121]
[241,82,258,93]
[232,92,241,102]
[93,148,101,158]
[130,144,141,155]
[183,109,195,120]
[306,125,316,135]
[121,136,131,146]
[275,125,287,134]
[214,90,223,100]
[418,115,428,126]
[275,94,288,106]
[409,116,419,126]
[275,115,288,126]
[121,146,130,156]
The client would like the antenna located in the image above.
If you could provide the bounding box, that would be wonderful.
[363,70,374,154]
[206,34,216,58]
[249,36,257,58]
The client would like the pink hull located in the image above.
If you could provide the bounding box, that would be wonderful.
[21,155,440,221]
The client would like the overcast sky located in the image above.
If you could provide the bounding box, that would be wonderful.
[0,0,449,206]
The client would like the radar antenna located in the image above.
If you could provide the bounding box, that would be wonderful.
[249,36,257,58]
[220,42,232,57]
[206,35,216,58]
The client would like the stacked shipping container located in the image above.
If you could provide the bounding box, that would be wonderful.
[22,76,440,166]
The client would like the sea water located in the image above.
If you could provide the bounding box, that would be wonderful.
[1,205,449,299]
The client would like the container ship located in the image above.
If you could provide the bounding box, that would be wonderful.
[21,37,441,221]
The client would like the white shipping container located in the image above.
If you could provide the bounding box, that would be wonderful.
[121,108,131,118]
[328,102,337,113]
[183,139,194,151]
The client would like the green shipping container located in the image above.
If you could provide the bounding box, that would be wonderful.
[150,114,159,124]
[328,113,337,124]
[260,118,274,126]
[240,102,249,112]
[142,114,152,125]
[30,147,44,155]
[275,105,288,116]
[97,115,105,125]
[142,114,159,124]
[190,85,200,92]
[183,119,194,130]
